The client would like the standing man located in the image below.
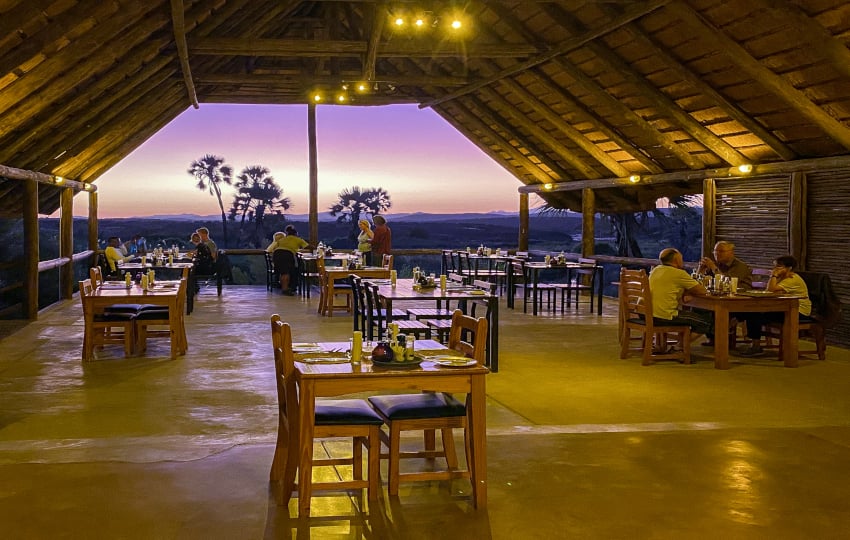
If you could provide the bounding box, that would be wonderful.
[371,215,392,265]
[197,227,218,260]
[697,241,753,290]
[649,248,713,337]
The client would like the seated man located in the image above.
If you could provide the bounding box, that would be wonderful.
[697,241,753,290]
[738,255,812,357]
[649,248,713,341]
[104,236,129,277]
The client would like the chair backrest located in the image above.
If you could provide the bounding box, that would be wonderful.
[798,271,843,327]
[381,254,393,270]
[751,268,772,289]
[470,280,497,319]
[272,249,296,273]
[441,250,453,273]
[510,257,527,282]
[447,309,488,364]
[619,268,650,324]
[457,251,470,273]
[363,283,387,339]
[350,276,368,333]
[269,315,295,420]
[576,257,598,280]
[89,267,104,287]
[78,279,94,316]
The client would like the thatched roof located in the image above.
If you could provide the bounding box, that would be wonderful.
[2,0,850,216]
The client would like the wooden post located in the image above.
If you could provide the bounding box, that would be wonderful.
[308,103,319,246]
[702,178,716,258]
[581,188,595,257]
[60,189,74,300]
[88,190,99,264]
[23,181,39,319]
[789,172,806,267]
[518,193,529,251]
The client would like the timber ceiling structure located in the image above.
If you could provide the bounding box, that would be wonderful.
[2,0,850,217]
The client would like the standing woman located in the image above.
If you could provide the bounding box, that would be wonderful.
[357,219,374,266]
[371,215,392,265]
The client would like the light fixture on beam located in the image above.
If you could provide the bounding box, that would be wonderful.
[737,163,753,174]
[54,175,65,185]
[542,183,553,191]
[628,175,641,184]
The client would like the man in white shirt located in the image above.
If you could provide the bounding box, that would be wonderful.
[648,248,712,336]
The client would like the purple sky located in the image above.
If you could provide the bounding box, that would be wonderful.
[73,103,535,218]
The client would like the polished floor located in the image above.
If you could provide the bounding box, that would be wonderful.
[2,286,850,539]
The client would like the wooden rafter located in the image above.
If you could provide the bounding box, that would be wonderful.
[667,0,850,151]
[542,3,749,168]
[193,73,470,87]
[362,3,384,81]
[419,0,672,109]
[170,0,199,109]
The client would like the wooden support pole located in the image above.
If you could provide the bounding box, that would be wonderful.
[702,178,716,257]
[518,193,529,251]
[308,103,319,246]
[60,189,74,300]
[88,191,99,254]
[581,188,595,257]
[789,172,806,268]
[23,182,39,319]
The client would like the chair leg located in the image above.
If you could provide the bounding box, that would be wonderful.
[367,427,381,501]
[353,436,363,481]
[440,428,459,470]
[387,425,402,496]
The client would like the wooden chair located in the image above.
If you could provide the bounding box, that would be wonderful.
[367,310,487,496]
[562,258,600,313]
[751,268,772,290]
[381,254,394,270]
[269,315,382,515]
[316,256,352,316]
[134,278,188,356]
[264,251,275,291]
[618,269,692,365]
[79,279,136,361]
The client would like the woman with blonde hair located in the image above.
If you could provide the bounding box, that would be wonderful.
[357,219,374,265]
[266,231,286,252]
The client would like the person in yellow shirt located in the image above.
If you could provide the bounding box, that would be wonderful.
[104,237,129,276]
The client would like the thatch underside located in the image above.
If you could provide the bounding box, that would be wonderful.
[2,0,850,216]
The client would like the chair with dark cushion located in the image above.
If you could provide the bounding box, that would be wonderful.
[269,315,382,516]
[272,249,298,294]
[367,310,487,495]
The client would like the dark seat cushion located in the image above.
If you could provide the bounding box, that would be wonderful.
[368,393,466,420]
[94,312,135,322]
[134,309,170,320]
[103,303,144,313]
[314,399,384,426]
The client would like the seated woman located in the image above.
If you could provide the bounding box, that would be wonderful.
[738,255,812,356]
[189,232,215,275]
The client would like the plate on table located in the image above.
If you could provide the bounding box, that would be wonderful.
[736,290,779,297]
[371,358,422,368]
[432,356,478,368]
[301,356,350,364]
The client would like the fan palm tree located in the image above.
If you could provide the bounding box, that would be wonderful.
[228,165,291,246]
[329,186,392,240]
[188,154,233,247]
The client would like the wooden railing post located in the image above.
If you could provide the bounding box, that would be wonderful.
[518,193,529,251]
[23,182,39,319]
[60,189,74,299]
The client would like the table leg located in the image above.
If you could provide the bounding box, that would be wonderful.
[713,306,731,370]
[467,375,487,509]
[782,303,799,368]
[489,296,499,373]
[169,300,178,359]
[596,266,603,315]
[532,269,539,316]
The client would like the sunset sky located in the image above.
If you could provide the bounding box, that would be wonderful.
[72,103,537,218]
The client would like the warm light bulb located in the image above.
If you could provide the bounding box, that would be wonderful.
[415,18,424,27]
[394,17,404,26]
[451,20,462,29]
[737,164,753,174]
[312,92,323,103]
[357,83,368,92]
[543,183,553,191]
[337,93,347,103]
[54,176,65,184]
[628,175,641,183]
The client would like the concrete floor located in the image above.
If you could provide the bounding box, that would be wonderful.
[2,286,850,539]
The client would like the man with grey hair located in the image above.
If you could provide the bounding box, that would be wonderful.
[697,241,753,289]
[649,248,713,339]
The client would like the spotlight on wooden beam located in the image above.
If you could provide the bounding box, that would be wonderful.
[737,164,753,174]
[628,175,641,183]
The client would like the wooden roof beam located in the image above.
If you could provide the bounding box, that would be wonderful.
[419,0,672,109]
[542,3,749,168]
[362,3,384,81]
[193,73,470,87]
[190,38,539,58]
[0,164,93,192]
[170,0,199,109]
[549,57,703,170]
[477,86,602,179]
[525,69,664,174]
[519,155,850,194]
[609,17,796,160]
[667,0,850,151]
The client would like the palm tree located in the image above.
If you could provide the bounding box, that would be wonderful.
[329,186,392,241]
[228,165,291,246]
[188,154,233,247]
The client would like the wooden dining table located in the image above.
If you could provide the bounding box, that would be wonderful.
[371,279,500,372]
[285,339,489,515]
[87,281,185,359]
[322,267,391,317]
[521,262,603,316]
[682,292,801,369]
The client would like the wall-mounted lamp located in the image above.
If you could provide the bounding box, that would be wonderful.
[54,175,65,184]
[83,183,92,191]
[737,164,753,174]
[542,183,553,191]
[628,175,641,184]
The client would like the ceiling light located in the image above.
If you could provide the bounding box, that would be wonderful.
[543,183,553,191]
[628,175,641,183]
[54,176,65,184]
[737,164,753,174]
[336,93,348,103]
[311,91,323,103]
[394,17,404,26]
[451,19,462,29]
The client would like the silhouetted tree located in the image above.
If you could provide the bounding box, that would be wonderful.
[188,154,233,247]
[228,165,291,246]
[329,186,392,241]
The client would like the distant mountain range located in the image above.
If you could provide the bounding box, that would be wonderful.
[132,210,578,222]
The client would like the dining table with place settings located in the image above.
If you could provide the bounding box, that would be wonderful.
[281,339,489,515]
[519,261,603,316]
[369,279,500,372]
[86,280,186,359]
[682,291,801,369]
